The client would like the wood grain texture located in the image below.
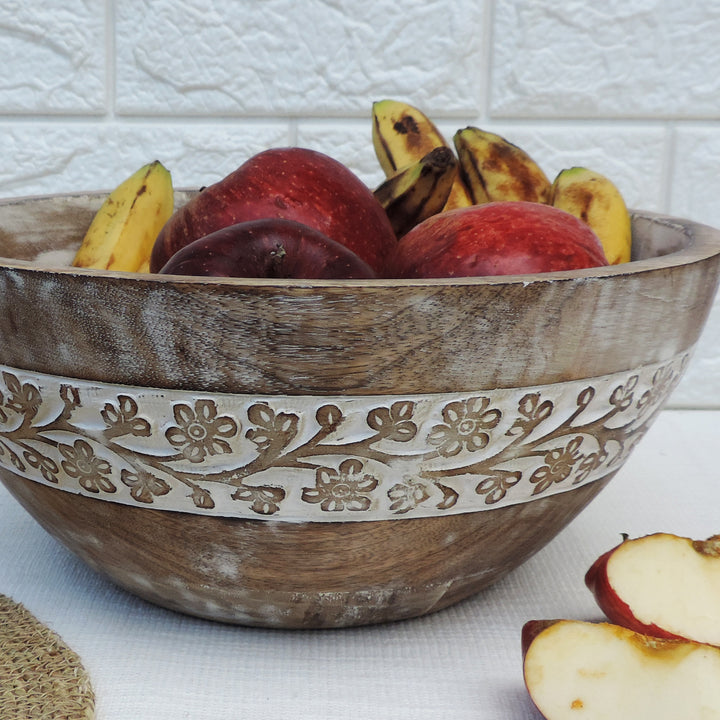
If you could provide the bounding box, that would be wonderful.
[2,470,612,628]
[0,194,719,627]
[0,195,717,396]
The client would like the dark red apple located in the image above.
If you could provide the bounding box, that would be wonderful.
[157,218,376,279]
[585,532,720,645]
[150,147,396,274]
[386,200,608,278]
[522,619,720,718]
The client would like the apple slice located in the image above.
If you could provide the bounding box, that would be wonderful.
[522,619,720,719]
[585,532,720,645]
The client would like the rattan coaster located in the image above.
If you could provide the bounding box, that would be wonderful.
[0,593,95,719]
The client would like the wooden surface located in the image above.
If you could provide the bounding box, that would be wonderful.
[1,469,612,628]
[0,195,719,627]
[0,195,717,395]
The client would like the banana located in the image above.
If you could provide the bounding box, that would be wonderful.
[550,166,632,264]
[72,160,174,272]
[372,99,472,211]
[373,146,457,238]
[453,127,552,205]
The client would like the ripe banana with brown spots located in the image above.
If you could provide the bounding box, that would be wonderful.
[371,99,472,211]
[72,160,174,272]
[550,166,632,264]
[373,146,457,238]
[453,127,552,205]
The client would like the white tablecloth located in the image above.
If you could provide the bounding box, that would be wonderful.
[1,409,718,719]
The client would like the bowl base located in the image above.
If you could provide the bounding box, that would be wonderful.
[2,470,614,628]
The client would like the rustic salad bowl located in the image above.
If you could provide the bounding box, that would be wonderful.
[0,191,718,628]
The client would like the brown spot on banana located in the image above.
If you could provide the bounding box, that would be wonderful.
[551,183,595,223]
[373,114,398,173]
[484,142,549,202]
[393,114,421,135]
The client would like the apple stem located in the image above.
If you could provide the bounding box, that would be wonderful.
[269,243,287,277]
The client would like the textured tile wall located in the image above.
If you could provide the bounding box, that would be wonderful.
[1,0,719,406]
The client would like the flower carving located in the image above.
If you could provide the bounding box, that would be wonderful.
[231,484,285,515]
[610,375,639,412]
[637,364,678,411]
[428,397,501,457]
[3,372,41,420]
[189,485,215,509]
[367,401,417,442]
[166,399,238,463]
[302,459,379,512]
[22,447,59,484]
[102,395,152,438]
[530,436,584,495]
[506,392,554,438]
[0,353,690,520]
[245,403,298,453]
[59,439,115,494]
[476,470,522,504]
[388,476,431,514]
[120,468,171,504]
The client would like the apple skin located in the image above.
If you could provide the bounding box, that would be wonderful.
[385,201,609,278]
[150,147,396,274]
[584,538,680,641]
[585,533,720,642]
[157,218,376,280]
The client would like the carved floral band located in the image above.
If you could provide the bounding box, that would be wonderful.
[0,352,690,522]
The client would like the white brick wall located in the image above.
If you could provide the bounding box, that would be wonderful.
[1,0,719,406]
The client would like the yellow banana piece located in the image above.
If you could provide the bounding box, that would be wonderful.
[550,166,632,265]
[373,146,457,238]
[72,160,174,272]
[371,99,472,211]
[453,127,552,205]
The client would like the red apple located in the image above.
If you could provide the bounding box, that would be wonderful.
[585,532,720,645]
[157,218,376,279]
[150,147,396,274]
[386,200,608,278]
[522,619,720,719]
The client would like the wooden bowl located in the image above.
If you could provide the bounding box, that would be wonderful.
[0,192,718,628]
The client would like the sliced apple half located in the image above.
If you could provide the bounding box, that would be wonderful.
[585,532,720,644]
[522,619,720,719]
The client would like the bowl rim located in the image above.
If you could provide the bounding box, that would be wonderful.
[0,191,719,288]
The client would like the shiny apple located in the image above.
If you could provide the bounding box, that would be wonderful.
[386,200,608,278]
[150,147,396,274]
[157,218,376,279]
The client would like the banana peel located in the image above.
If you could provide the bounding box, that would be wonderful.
[453,127,552,205]
[550,166,632,264]
[373,146,457,238]
[72,160,174,272]
[372,99,472,211]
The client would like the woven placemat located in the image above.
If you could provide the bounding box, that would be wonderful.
[0,593,95,719]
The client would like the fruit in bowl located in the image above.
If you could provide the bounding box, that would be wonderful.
[0,185,718,629]
[0,117,719,629]
[387,201,608,278]
[149,146,396,275]
[157,218,377,280]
